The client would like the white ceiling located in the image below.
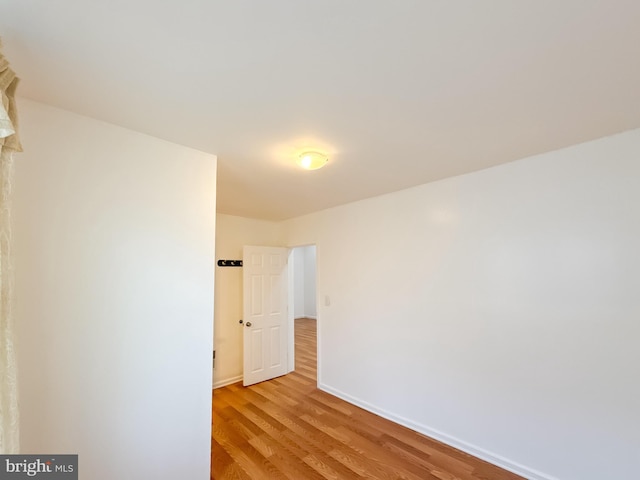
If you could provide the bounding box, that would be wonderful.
[2,1,640,220]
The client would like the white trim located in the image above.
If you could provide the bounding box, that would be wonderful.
[213,375,242,389]
[304,315,317,320]
[318,383,558,480]
[287,249,295,373]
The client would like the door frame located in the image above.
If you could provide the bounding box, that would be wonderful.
[286,243,319,379]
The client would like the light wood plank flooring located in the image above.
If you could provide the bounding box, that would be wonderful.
[212,318,523,480]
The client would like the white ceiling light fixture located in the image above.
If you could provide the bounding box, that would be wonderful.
[297,151,328,170]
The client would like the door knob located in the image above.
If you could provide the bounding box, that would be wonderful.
[245,322,252,327]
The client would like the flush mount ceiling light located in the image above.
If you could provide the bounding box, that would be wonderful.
[297,151,328,170]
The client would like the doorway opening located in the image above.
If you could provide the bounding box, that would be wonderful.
[289,245,318,385]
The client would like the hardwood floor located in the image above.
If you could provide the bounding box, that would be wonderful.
[211,318,524,480]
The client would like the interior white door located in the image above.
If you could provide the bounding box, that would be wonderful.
[242,246,289,386]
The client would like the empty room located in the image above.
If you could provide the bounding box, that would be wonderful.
[1,2,638,480]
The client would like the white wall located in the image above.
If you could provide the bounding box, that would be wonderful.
[282,129,640,480]
[213,214,283,388]
[303,245,317,318]
[292,245,317,319]
[293,247,306,318]
[14,100,217,480]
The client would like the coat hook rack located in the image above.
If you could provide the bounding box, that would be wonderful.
[217,259,243,267]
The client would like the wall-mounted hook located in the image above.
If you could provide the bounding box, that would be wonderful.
[217,259,243,267]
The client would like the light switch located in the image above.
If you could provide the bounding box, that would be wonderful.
[324,295,330,306]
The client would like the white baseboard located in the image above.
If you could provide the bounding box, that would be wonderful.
[213,375,242,389]
[306,315,317,320]
[318,383,558,480]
